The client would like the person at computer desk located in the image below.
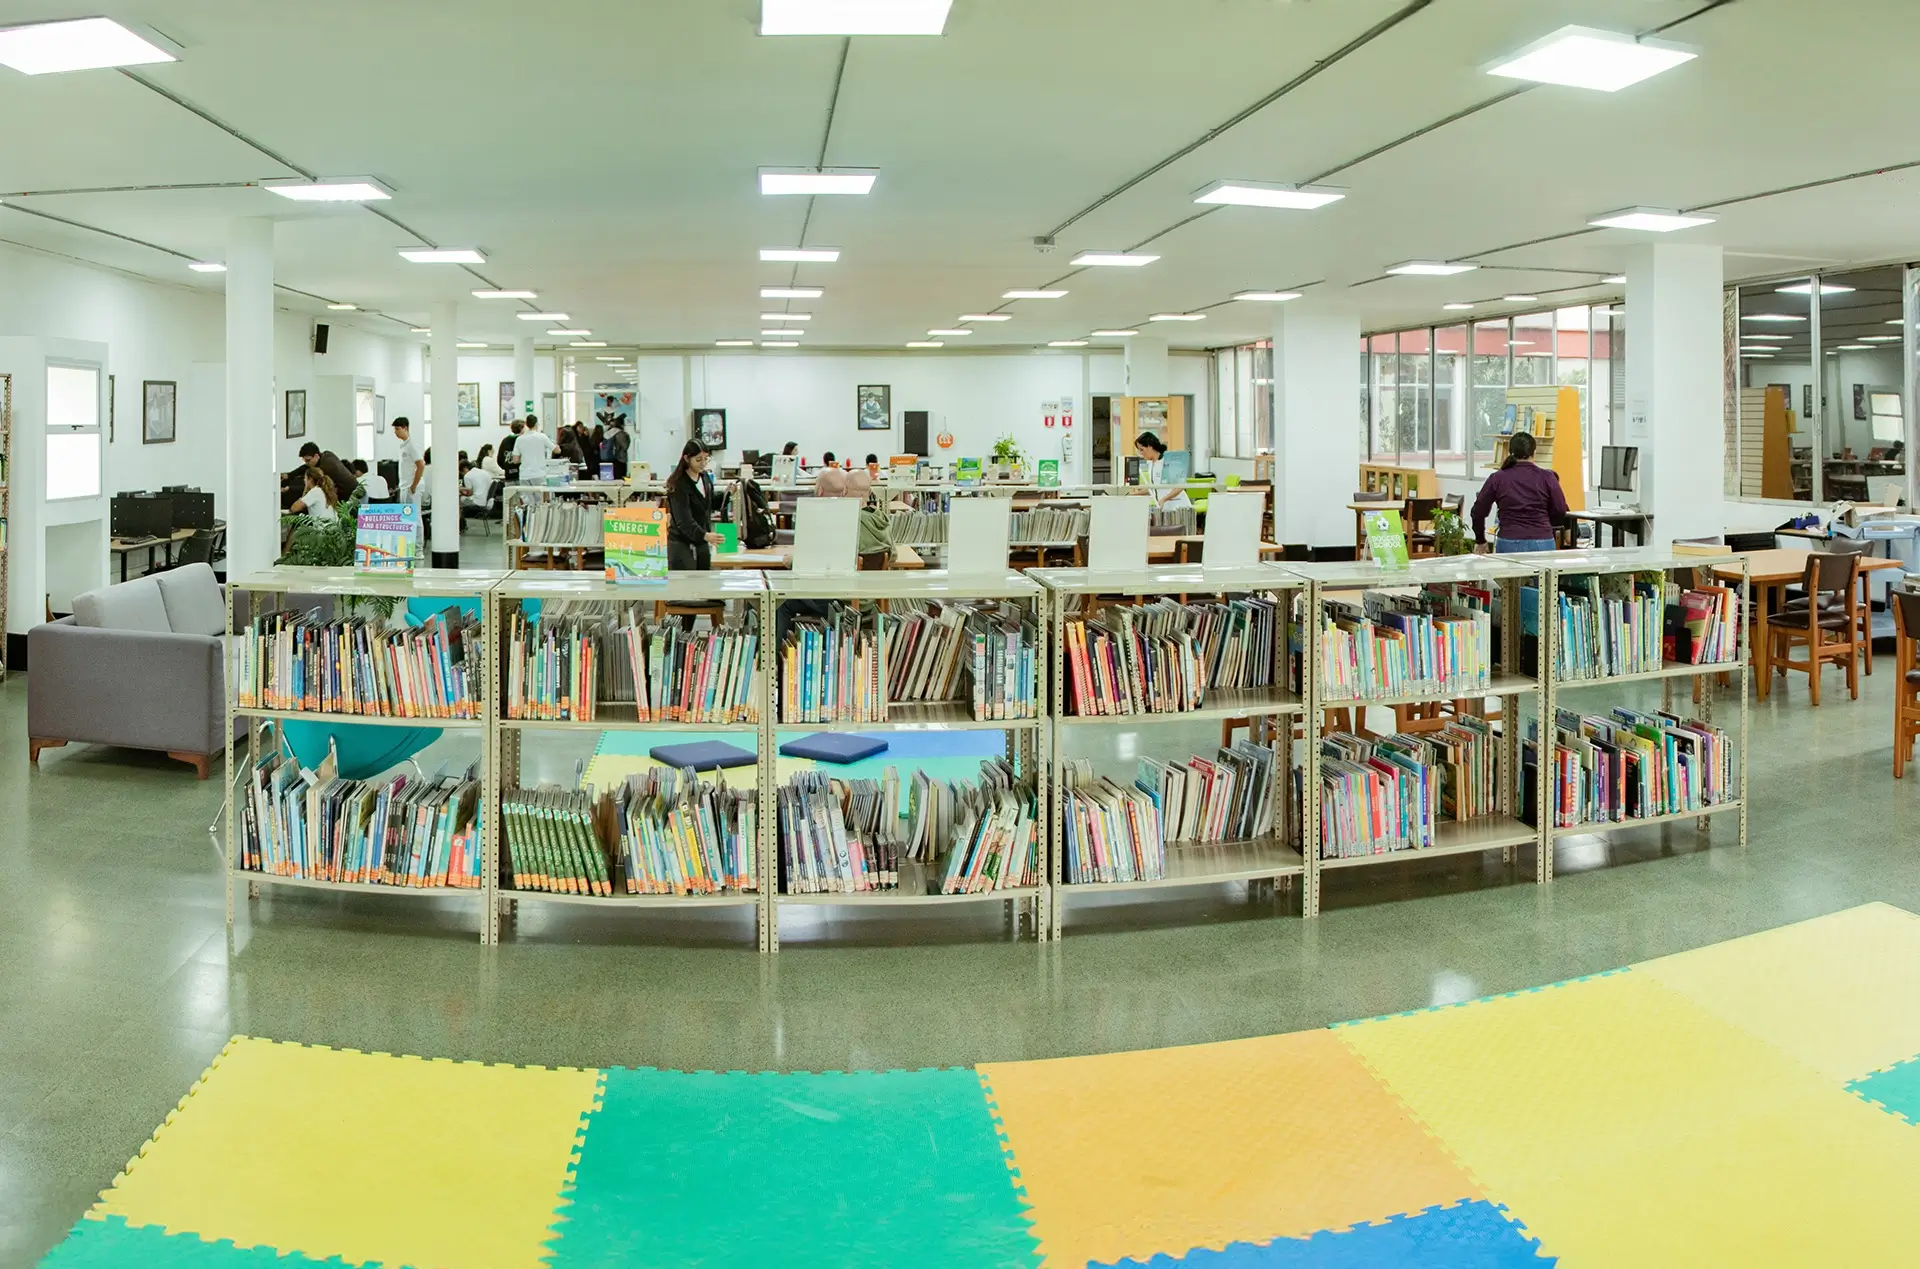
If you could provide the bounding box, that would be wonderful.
[1472,432,1567,554]
[664,440,723,570]
[293,468,340,523]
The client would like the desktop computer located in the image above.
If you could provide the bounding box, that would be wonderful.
[110,493,173,539]
[1597,445,1640,510]
[169,490,215,530]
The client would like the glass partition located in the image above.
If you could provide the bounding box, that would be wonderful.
[1815,266,1905,505]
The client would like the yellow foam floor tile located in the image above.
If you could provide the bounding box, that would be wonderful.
[980,1029,1478,1268]
[1339,972,1920,1268]
[1636,901,1920,1083]
[97,1037,600,1269]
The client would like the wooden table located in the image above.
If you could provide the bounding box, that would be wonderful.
[710,544,925,571]
[1712,548,1902,685]
[109,528,194,581]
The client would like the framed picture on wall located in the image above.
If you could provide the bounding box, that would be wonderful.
[692,408,727,449]
[284,388,307,439]
[857,383,891,430]
[499,381,517,425]
[142,379,176,444]
[1854,383,1868,422]
[456,381,482,428]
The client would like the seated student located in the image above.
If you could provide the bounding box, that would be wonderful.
[865,453,882,480]
[350,459,391,501]
[821,450,838,470]
[293,468,339,523]
[298,442,357,505]
[462,459,495,510]
[838,470,894,570]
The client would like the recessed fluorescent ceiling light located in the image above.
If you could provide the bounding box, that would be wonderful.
[1234,291,1303,302]
[0,17,177,74]
[1004,289,1066,300]
[266,177,393,203]
[328,304,359,312]
[547,328,588,336]
[762,341,801,348]
[1859,334,1901,342]
[1741,313,1806,322]
[1502,295,1539,303]
[928,328,972,336]
[1072,252,1158,267]
[1741,353,1775,359]
[456,342,488,349]
[906,341,944,348]
[1745,333,1791,340]
[595,356,624,362]
[1048,340,1089,347]
[1775,282,1855,296]
[761,313,812,322]
[716,340,756,347]
[1193,180,1346,210]
[1836,345,1874,351]
[1486,25,1696,92]
[1442,302,1474,311]
[761,287,823,299]
[410,327,430,334]
[1604,275,1628,284]
[1589,207,1716,233]
[760,0,952,36]
[1149,313,1205,322]
[400,248,485,264]
[759,168,876,196]
[759,248,841,263]
[518,312,569,321]
[571,341,608,348]
[1092,330,1139,337]
[1387,260,1477,276]
[960,314,1011,322]
[188,261,225,273]
[472,289,536,299]
[762,330,806,337]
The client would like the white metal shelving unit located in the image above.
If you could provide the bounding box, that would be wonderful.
[224,566,509,943]
[764,568,1048,951]
[490,569,772,948]
[1509,545,1753,877]
[1028,563,1306,938]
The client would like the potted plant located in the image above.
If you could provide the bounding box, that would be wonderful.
[990,434,1025,480]
[1431,506,1472,556]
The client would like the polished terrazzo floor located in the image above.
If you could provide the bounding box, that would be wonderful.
[3,621,1918,1264]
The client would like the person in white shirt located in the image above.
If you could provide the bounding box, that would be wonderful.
[462,462,495,508]
[393,418,423,498]
[295,468,339,523]
[1134,431,1192,513]
[478,443,504,479]
[349,459,389,501]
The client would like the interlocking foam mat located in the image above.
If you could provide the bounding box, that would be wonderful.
[42,902,1920,1267]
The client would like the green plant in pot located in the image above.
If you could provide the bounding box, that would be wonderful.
[1431,506,1472,556]
[278,492,398,616]
[990,434,1025,477]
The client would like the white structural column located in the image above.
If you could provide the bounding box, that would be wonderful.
[1625,242,1725,542]
[1272,303,1362,546]
[429,302,461,564]
[513,334,536,422]
[225,218,276,581]
[1123,335,1169,397]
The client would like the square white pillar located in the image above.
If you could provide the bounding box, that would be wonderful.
[1273,305,1362,547]
[1123,336,1169,398]
[1625,243,1725,543]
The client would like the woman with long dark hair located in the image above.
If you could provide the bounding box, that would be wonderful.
[1472,431,1566,554]
[664,440,722,570]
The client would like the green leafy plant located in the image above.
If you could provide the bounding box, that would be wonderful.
[990,433,1025,467]
[1431,506,1472,556]
[277,493,398,617]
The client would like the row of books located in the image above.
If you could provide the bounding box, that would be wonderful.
[1063,595,1281,716]
[503,608,762,724]
[1318,585,1494,701]
[511,500,603,547]
[1010,506,1089,544]
[1059,759,1165,884]
[1527,708,1734,828]
[1134,742,1277,847]
[501,769,759,896]
[239,751,483,887]
[235,608,483,718]
[933,759,1041,894]
[1315,719,1497,860]
[888,509,948,545]
[1676,585,1741,665]
[1554,573,1663,680]
[779,605,885,723]
[879,601,1039,720]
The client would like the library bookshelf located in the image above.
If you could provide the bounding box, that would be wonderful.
[764,569,1049,951]
[490,569,773,948]
[1027,563,1306,939]
[501,481,658,570]
[223,567,509,944]
[1287,556,1544,918]
[1508,545,1752,880]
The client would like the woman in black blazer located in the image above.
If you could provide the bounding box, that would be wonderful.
[663,441,722,570]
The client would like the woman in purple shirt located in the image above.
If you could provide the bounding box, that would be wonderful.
[1472,432,1567,554]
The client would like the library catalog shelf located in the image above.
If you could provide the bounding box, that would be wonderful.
[1556,660,1746,688]
[1057,686,1301,726]
[234,706,487,731]
[777,861,1041,907]
[1549,799,1744,837]
[1317,815,1538,872]
[1320,671,1536,712]
[240,873,487,901]
[1061,838,1304,894]
[500,888,761,910]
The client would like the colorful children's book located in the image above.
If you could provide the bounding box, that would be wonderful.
[604,507,669,584]
[954,458,983,486]
[354,503,422,574]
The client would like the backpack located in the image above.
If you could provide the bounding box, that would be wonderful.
[740,482,776,549]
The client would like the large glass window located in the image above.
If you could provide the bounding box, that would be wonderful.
[1369,333,1398,460]
[1471,320,1511,476]
[1209,342,1272,461]
[46,363,101,502]
[1434,324,1467,473]
[1511,312,1555,387]
[1398,329,1433,468]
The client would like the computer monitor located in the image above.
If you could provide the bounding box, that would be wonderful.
[1600,446,1639,496]
[110,494,172,539]
[170,491,215,530]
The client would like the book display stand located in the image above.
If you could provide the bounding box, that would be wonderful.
[224,568,509,943]
[1028,564,1305,939]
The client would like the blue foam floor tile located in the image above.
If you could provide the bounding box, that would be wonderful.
[1848,1054,1920,1125]
[39,1216,354,1267]
[1097,1201,1553,1268]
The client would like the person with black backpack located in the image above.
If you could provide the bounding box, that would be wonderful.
[734,461,776,549]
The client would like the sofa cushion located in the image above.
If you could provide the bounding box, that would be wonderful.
[154,563,226,635]
[72,576,171,633]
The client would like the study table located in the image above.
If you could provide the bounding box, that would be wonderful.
[1710,547,1903,685]
[109,528,194,582]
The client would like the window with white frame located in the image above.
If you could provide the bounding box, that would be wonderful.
[45,363,101,501]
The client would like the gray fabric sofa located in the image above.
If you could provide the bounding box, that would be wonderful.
[29,563,227,778]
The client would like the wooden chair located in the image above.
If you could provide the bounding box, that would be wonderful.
[1763,551,1862,705]
[1404,497,1443,558]
[1893,590,1920,777]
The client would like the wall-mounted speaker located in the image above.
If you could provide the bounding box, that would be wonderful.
[313,322,330,355]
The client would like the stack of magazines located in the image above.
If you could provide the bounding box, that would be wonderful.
[612,768,758,894]
[236,607,483,719]
[512,500,604,548]
[1009,506,1089,544]
[887,509,947,545]
[1058,759,1166,884]
[933,758,1039,894]
[1064,595,1281,716]
[619,611,761,724]
[239,751,482,887]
